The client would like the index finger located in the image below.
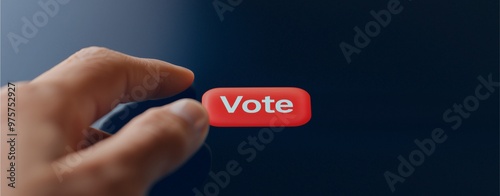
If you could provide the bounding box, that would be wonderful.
[32,46,195,126]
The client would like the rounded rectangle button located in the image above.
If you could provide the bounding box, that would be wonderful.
[202,87,311,127]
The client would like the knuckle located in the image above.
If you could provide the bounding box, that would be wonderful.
[70,46,120,65]
[77,46,112,56]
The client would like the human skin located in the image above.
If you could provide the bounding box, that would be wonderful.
[1,47,209,196]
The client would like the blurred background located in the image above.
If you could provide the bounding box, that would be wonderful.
[2,0,499,195]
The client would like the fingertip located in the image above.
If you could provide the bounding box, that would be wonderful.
[148,62,195,99]
[178,65,195,85]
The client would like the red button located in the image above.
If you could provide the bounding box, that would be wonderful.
[202,87,311,127]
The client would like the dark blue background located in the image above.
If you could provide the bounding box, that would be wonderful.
[2,0,499,195]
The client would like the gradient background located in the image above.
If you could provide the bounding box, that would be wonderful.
[1,0,499,195]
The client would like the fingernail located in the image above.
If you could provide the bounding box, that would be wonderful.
[169,99,208,132]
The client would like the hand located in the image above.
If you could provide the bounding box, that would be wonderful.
[1,47,210,196]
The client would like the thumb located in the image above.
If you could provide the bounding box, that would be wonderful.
[74,99,209,191]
